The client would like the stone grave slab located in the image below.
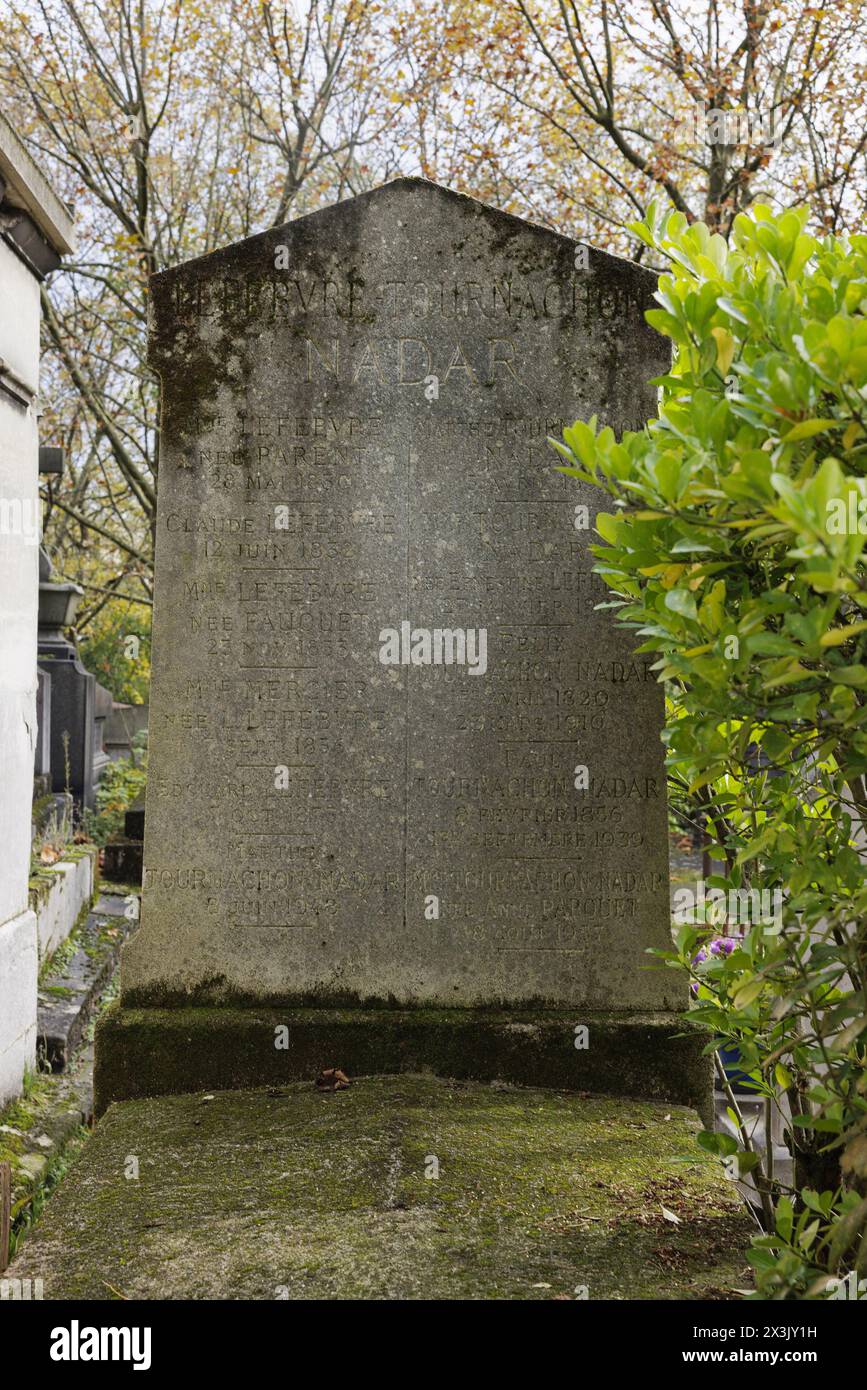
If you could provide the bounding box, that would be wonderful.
[100,178,706,1107]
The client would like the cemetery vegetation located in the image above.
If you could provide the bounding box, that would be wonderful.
[555,203,867,1299]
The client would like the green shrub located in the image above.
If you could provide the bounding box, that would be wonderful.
[83,731,148,847]
[78,606,151,704]
[555,203,867,1299]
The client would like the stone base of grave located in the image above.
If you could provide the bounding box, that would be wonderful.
[94,1003,712,1123]
[8,1076,750,1300]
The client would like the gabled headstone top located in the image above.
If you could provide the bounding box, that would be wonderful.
[125,178,675,1011]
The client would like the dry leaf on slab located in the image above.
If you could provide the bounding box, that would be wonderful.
[315,1068,351,1091]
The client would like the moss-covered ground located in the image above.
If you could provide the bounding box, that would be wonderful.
[0,1072,89,1260]
[8,1075,751,1300]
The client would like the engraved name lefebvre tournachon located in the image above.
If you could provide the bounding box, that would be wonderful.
[145,257,663,972]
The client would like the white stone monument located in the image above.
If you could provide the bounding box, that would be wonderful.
[0,110,74,1104]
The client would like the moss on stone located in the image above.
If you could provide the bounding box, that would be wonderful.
[38,897,94,982]
[9,1076,751,1300]
[0,1069,88,1254]
[28,868,59,906]
[62,845,97,865]
[94,1003,713,1124]
[0,1074,56,1167]
[28,845,98,911]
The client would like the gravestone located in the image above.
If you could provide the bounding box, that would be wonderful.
[37,550,112,811]
[98,178,709,1114]
[101,799,145,886]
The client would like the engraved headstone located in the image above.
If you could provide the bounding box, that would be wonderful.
[126,176,675,1007]
[102,180,706,1112]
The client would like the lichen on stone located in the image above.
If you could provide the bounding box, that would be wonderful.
[9,1075,750,1300]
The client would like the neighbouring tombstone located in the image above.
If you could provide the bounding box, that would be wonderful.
[37,563,113,813]
[124,799,145,841]
[102,798,145,886]
[104,702,148,761]
[92,683,112,786]
[97,179,709,1115]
